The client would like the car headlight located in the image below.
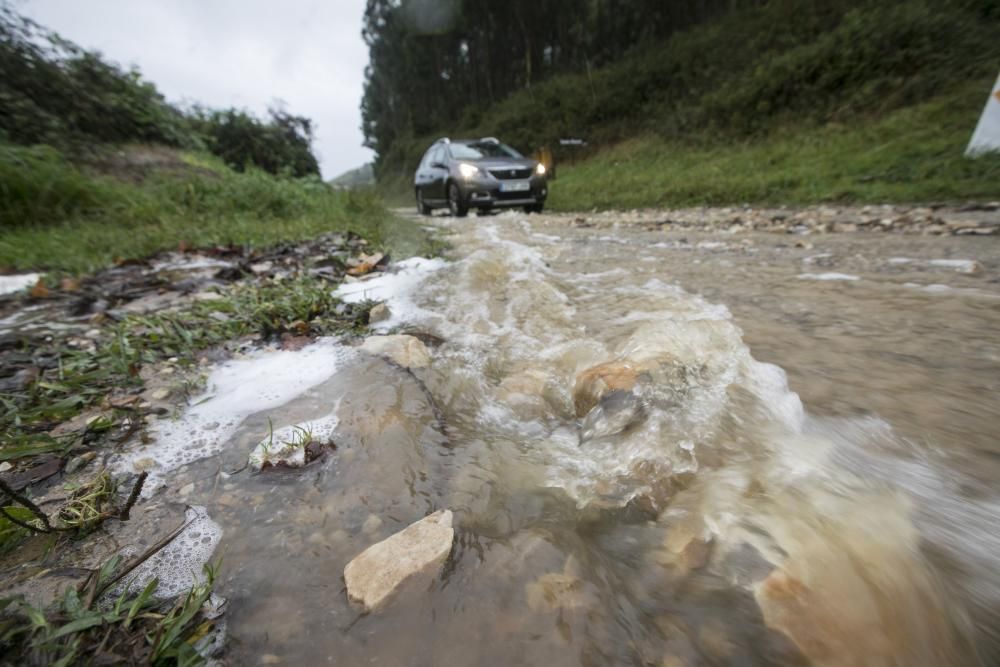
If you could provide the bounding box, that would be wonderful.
[535,163,547,176]
[458,163,481,180]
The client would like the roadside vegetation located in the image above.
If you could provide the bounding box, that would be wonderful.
[0,142,399,273]
[368,0,1000,208]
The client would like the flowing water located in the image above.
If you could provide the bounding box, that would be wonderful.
[143,212,1000,666]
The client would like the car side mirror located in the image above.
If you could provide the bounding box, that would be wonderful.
[430,161,446,169]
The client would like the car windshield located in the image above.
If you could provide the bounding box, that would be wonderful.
[449,141,522,160]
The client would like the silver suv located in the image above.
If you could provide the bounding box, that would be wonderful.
[414,137,548,217]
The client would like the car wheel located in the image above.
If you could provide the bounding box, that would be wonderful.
[524,203,544,214]
[416,190,431,216]
[448,183,468,218]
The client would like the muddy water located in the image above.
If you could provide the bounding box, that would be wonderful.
[165,211,1000,666]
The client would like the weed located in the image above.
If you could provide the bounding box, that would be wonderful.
[0,555,220,666]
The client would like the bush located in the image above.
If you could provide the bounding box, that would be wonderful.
[0,6,190,149]
[191,107,320,177]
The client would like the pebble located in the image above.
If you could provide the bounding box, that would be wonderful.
[362,514,384,535]
[150,387,170,400]
[65,451,97,474]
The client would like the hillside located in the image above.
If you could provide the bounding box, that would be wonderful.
[371,0,1000,208]
[329,163,375,189]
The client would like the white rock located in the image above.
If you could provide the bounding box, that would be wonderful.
[360,334,431,369]
[344,510,454,611]
[368,302,391,323]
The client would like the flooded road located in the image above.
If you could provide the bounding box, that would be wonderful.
[153,210,999,665]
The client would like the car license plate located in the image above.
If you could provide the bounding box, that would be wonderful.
[500,181,530,193]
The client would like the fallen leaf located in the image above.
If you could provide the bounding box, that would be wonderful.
[59,277,80,292]
[29,278,50,299]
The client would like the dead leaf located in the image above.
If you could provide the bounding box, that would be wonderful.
[29,278,50,299]
[346,262,374,276]
[60,277,80,292]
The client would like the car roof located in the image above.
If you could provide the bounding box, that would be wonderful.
[443,137,501,145]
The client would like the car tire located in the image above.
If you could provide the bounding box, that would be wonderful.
[416,190,432,216]
[448,182,468,218]
[524,203,544,214]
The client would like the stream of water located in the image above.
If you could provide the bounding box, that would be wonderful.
[146,213,1000,666]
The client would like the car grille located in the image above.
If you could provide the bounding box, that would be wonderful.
[489,168,532,180]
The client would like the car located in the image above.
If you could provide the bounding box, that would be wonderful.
[413,137,548,217]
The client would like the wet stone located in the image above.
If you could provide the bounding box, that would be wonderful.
[344,510,454,612]
[360,334,431,369]
[368,302,391,323]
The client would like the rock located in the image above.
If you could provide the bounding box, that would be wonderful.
[579,389,646,444]
[362,514,383,535]
[150,387,170,401]
[0,461,11,473]
[344,509,454,611]
[368,302,391,323]
[360,334,431,369]
[573,361,639,417]
[64,451,96,475]
[525,572,589,611]
[248,423,333,472]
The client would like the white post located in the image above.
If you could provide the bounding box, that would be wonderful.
[966,72,1000,157]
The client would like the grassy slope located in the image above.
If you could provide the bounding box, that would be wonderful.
[378,0,1000,210]
[549,79,1000,210]
[0,144,428,274]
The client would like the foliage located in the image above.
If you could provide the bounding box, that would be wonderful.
[0,5,190,150]
[361,0,759,166]
[0,556,219,666]
[0,143,390,272]
[0,5,320,176]
[545,80,1000,210]
[367,0,1000,193]
[190,107,320,177]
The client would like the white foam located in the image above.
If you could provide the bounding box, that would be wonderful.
[114,338,353,491]
[112,505,221,600]
[0,273,41,296]
[928,259,978,273]
[889,257,979,274]
[797,272,860,282]
[334,257,448,331]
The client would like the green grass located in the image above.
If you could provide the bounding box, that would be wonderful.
[548,82,1000,210]
[0,144,431,274]
[0,554,220,665]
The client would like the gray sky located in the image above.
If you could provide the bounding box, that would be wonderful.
[20,0,373,178]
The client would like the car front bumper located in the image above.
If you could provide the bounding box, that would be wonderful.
[460,178,548,208]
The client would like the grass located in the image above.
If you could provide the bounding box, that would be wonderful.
[0,143,433,274]
[0,274,376,473]
[547,82,1000,210]
[0,554,220,665]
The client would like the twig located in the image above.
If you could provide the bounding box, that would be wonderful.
[91,516,193,603]
[118,471,147,521]
[0,505,50,533]
[0,477,53,531]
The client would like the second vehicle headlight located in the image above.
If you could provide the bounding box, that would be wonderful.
[536,163,547,176]
[458,163,480,180]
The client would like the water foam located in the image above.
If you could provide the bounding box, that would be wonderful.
[797,272,861,281]
[112,505,221,600]
[0,273,41,296]
[334,256,448,331]
[114,338,353,492]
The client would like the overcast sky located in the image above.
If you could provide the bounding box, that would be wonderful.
[20,0,373,178]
